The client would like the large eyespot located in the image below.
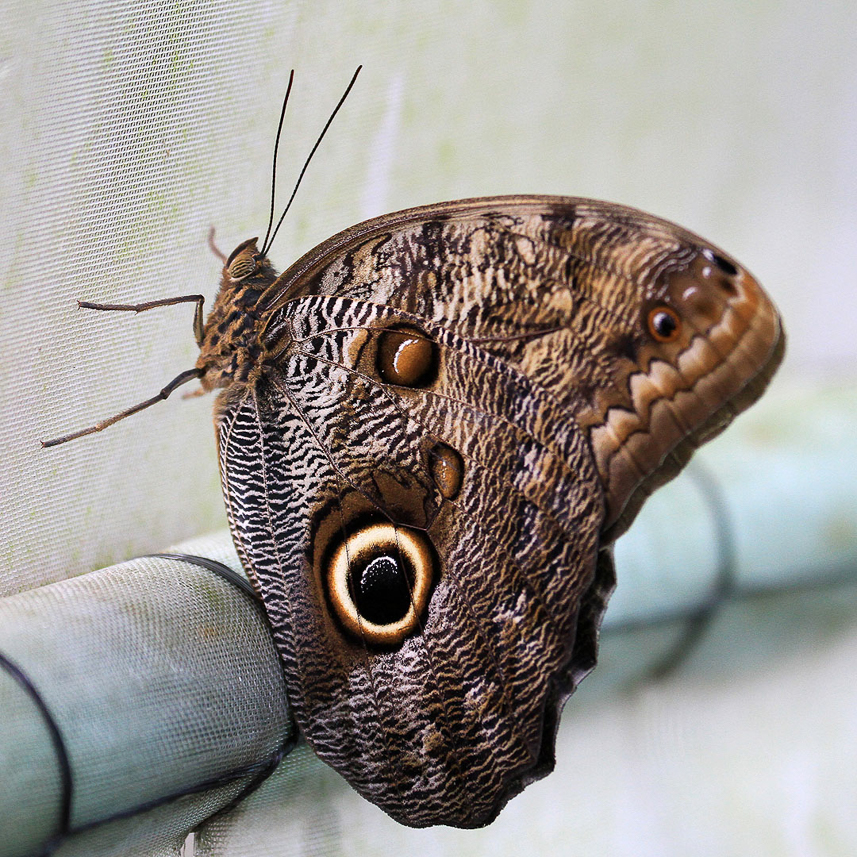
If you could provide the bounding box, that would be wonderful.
[646,306,682,343]
[326,523,436,645]
[377,327,438,387]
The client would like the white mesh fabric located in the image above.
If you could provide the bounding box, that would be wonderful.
[0,1,373,595]
[2,0,260,593]
[6,0,854,597]
[2,1,856,855]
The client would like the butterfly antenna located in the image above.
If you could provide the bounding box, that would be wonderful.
[259,70,296,256]
[261,65,362,257]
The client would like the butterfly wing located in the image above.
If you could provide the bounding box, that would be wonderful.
[215,196,783,827]
[259,196,783,539]
[218,295,606,827]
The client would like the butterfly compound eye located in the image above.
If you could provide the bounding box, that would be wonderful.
[646,306,682,343]
[225,237,262,281]
[326,523,436,645]
[228,255,259,281]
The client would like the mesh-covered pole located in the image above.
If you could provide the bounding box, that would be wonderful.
[0,553,291,857]
[612,379,857,626]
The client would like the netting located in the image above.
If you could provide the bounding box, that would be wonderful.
[0,547,290,856]
[2,1,856,855]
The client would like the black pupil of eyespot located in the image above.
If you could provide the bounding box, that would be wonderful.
[654,311,677,338]
[711,253,738,277]
[353,555,412,625]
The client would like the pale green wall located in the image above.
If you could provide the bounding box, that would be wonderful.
[0,2,855,854]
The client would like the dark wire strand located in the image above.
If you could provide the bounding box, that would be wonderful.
[0,651,73,854]
[9,553,293,856]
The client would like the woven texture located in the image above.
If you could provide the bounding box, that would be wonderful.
[4,0,855,595]
[0,552,290,857]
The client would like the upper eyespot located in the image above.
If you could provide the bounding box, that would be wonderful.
[647,306,682,343]
[326,522,436,646]
[377,327,439,387]
[702,248,739,277]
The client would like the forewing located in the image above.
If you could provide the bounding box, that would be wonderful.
[263,196,782,537]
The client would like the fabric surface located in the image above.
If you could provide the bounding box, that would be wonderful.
[0,551,291,857]
[3,0,855,595]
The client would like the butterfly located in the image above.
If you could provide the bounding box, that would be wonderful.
[44,70,785,828]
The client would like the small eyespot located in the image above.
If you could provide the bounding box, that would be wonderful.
[326,523,436,645]
[377,327,438,387]
[702,248,739,277]
[647,306,682,343]
[429,443,464,499]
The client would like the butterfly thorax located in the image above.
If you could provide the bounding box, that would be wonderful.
[196,238,282,396]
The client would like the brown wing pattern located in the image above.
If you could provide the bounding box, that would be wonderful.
[210,196,783,827]
[219,295,604,827]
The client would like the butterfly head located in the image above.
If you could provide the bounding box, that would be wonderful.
[192,237,284,397]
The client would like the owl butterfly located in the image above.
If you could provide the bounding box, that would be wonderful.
[44,69,784,828]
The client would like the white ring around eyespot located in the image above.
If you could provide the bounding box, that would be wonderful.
[327,523,434,645]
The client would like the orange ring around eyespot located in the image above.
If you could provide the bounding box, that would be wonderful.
[646,306,682,343]
[327,523,435,645]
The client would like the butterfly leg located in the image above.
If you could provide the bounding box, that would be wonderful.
[41,367,203,448]
[78,294,206,346]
